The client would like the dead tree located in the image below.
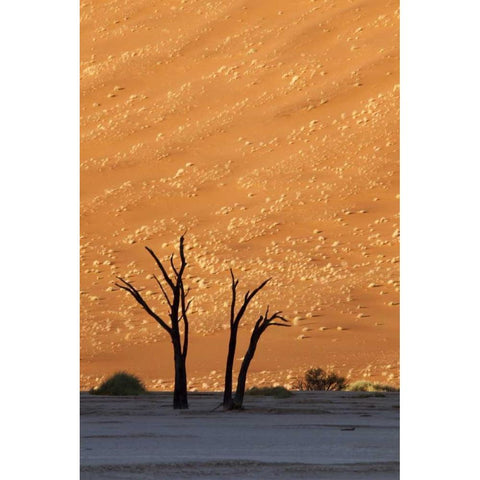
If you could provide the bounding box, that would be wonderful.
[223,270,270,410]
[115,235,191,409]
[233,307,289,408]
[223,270,289,410]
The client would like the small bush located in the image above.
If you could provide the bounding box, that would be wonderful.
[295,368,347,391]
[346,381,398,392]
[90,372,147,396]
[246,386,293,398]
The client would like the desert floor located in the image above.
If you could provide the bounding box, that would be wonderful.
[80,391,399,479]
[80,0,399,391]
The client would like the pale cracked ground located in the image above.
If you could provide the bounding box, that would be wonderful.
[80,392,399,479]
[80,0,399,392]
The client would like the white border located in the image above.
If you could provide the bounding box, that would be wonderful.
[1,2,79,478]
[401,1,479,478]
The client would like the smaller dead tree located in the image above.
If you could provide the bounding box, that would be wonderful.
[223,270,269,410]
[223,270,289,410]
[115,235,191,409]
[233,307,289,408]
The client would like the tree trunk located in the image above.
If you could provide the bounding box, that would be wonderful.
[173,341,188,409]
[233,334,260,409]
[223,324,238,409]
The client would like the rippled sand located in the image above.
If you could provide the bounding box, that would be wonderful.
[80,0,399,390]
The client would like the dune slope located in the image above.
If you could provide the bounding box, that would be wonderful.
[80,0,399,391]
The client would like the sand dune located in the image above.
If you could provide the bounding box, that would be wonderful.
[80,0,399,391]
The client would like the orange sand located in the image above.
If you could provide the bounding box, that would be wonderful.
[80,0,399,391]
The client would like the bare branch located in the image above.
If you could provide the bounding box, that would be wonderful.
[179,299,192,322]
[269,312,288,323]
[246,278,271,302]
[261,311,289,332]
[229,269,239,327]
[153,274,172,309]
[115,277,172,335]
[145,247,175,291]
[170,254,179,278]
[180,280,190,358]
[233,277,271,327]
[178,235,187,277]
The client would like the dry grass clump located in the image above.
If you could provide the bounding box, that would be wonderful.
[246,386,293,398]
[90,371,147,396]
[346,380,398,392]
[295,368,347,391]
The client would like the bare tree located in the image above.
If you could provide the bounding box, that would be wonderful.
[223,270,289,410]
[115,235,191,409]
[223,270,270,410]
[233,307,289,408]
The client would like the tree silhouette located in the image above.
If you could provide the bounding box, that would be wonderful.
[115,235,191,409]
[233,307,289,408]
[223,270,289,410]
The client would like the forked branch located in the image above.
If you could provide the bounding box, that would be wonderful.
[230,269,270,329]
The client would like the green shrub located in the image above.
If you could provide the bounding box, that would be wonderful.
[295,368,347,391]
[246,386,293,398]
[346,380,398,392]
[90,372,147,396]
